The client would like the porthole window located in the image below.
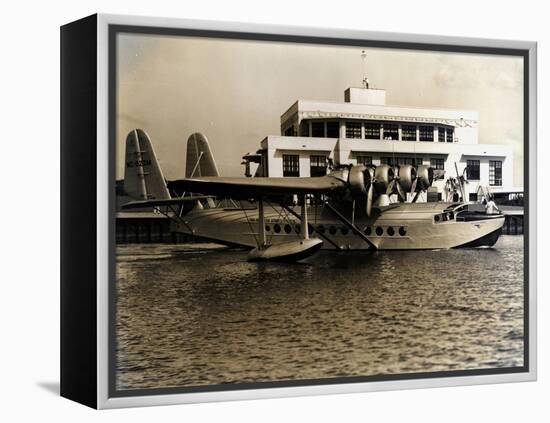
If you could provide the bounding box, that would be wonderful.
[399,227,407,236]
[387,227,395,236]
[375,226,383,236]
[434,215,440,223]
[265,225,271,232]
[294,224,301,234]
[284,224,292,234]
[274,224,281,233]
[341,227,349,235]
[329,226,337,235]
[317,225,325,234]
[364,226,372,236]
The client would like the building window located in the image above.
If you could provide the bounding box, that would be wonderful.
[380,157,396,166]
[299,121,309,137]
[419,126,434,142]
[282,154,300,177]
[466,160,480,180]
[438,127,453,143]
[345,121,362,139]
[446,127,454,143]
[311,121,325,137]
[438,127,446,142]
[284,126,296,136]
[356,155,372,165]
[365,122,381,140]
[310,155,327,177]
[383,123,398,140]
[402,125,417,141]
[384,157,423,166]
[489,160,503,186]
[430,158,444,170]
[326,121,340,138]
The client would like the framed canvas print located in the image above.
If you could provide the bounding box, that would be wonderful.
[60,13,537,409]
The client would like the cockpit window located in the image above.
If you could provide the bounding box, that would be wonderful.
[452,204,468,214]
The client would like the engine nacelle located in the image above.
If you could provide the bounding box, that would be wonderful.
[416,165,434,190]
[397,164,417,192]
[373,164,394,195]
[348,165,372,199]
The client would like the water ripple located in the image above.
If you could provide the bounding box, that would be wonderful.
[116,236,524,390]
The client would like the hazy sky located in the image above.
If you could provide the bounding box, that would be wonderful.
[116,33,524,185]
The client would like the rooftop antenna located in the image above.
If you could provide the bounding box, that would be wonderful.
[361,50,369,89]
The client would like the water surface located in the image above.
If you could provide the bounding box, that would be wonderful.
[115,236,524,390]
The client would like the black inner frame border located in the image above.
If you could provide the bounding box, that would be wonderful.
[108,23,530,399]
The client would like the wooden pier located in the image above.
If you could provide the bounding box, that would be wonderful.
[116,212,193,244]
[500,206,524,235]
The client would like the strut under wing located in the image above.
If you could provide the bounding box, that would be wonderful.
[167,175,347,199]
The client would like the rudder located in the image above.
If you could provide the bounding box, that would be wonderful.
[185,132,220,178]
[123,129,170,200]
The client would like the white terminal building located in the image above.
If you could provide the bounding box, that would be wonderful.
[256,86,519,202]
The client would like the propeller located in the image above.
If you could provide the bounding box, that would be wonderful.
[410,178,418,195]
[365,166,376,217]
[386,165,408,202]
[410,165,435,203]
[453,163,469,201]
[348,164,437,216]
[366,182,374,217]
[348,164,376,217]
[458,167,469,187]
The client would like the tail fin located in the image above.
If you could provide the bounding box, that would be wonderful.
[185,132,219,178]
[123,129,170,200]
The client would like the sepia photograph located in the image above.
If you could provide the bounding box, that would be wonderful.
[112,28,527,395]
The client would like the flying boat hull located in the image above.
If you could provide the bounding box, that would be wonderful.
[171,202,505,251]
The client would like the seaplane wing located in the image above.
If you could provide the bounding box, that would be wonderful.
[167,176,347,199]
[121,195,214,210]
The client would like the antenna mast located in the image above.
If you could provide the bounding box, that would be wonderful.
[361,50,369,89]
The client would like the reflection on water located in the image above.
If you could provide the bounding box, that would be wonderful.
[115,236,524,390]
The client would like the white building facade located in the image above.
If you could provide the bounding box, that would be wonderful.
[257,87,517,201]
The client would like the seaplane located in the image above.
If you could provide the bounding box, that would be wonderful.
[121,129,505,262]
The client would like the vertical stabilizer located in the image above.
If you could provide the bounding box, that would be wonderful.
[185,132,220,178]
[123,129,170,200]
